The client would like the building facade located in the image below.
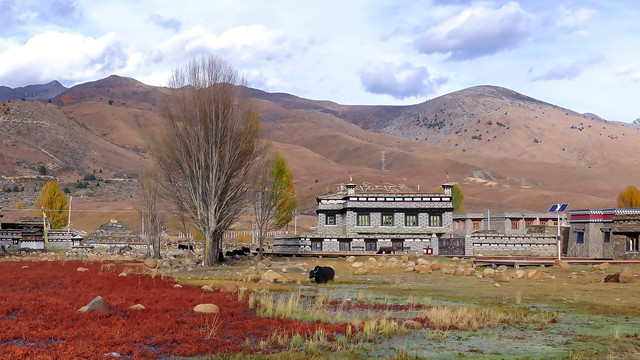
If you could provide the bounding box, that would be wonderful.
[568,208,640,259]
[274,183,454,253]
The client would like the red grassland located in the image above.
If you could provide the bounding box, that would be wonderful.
[0,260,348,359]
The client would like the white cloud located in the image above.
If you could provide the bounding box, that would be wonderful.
[0,31,128,87]
[414,2,533,60]
[359,62,447,99]
[551,6,596,28]
[532,56,605,81]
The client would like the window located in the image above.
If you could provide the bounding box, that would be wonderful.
[576,231,584,244]
[627,235,639,252]
[511,220,520,230]
[472,221,481,230]
[339,241,351,251]
[405,214,418,227]
[357,213,370,226]
[365,241,377,251]
[325,214,336,225]
[381,214,394,227]
[311,241,323,251]
[429,214,442,227]
[455,221,466,230]
[603,230,611,243]
[392,239,404,249]
[525,220,534,227]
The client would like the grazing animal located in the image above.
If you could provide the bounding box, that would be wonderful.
[309,266,335,284]
[376,246,396,254]
[178,244,194,251]
[232,249,246,256]
[255,247,264,252]
[241,246,250,254]
[225,251,235,257]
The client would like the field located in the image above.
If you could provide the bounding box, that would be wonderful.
[1,254,640,359]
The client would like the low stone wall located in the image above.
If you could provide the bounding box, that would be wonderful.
[470,234,557,256]
[273,235,438,255]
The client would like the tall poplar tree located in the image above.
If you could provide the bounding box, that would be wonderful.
[37,181,68,229]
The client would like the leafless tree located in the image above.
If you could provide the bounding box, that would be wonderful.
[140,168,163,259]
[153,55,261,266]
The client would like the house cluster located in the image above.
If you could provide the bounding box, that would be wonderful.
[274,181,640,260]
[0,216,83,250]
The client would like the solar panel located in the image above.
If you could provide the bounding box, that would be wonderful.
[558,203,569,212]
[548,203,569,212]
[548,204,559,212]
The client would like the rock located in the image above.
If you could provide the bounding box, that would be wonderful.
[403,320,423,329]
[401,255,409,262]
[388,257,398,263]
[511,270,526,279]
[527,269,551,280]
[173,284,182,288]
[129,304,145,310]
[21,265,29,269]
[494,273,510,282]
[78,296,108,313]
[201,285,215,293]
[143,259,157,269]
[416,258,429,266]
[354,267,367,275]
[482,268,495,277]
[161,260,173,267]
[452,257,460,261]
[351,262,364,268]
[553,260,571,271]
[281,267,287,273]
[118,272,127,277]
[77,267,89,272]
[603,274,620,283]
[367,257,377,263]
[415,264,431,274]
[261,270,282,283]
[346,256,357,263]
[619,267,633,283]
[378,256,388,263]
[183,257,197,266]
[594,262,611,270]
[280,273,295,284]
[193,303,219,314]
[463,268,476,277]
[403,265,415,272]
[219,283,238,293]
[453,267,465,276]
[494,283,501,287]
[430,263,441,271]
[261,258,272,267]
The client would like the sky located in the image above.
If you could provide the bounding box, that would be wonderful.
[0,0,639,122]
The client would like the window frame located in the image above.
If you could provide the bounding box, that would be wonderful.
[429,214,442,227]
[365,240,377,252]
[339,240,351,251]
[405,214,418,227]
[325,214,336,226]
[381,213,394,227]
[356,213,370,226]
[626,235,639,252]
[311,240,323,251]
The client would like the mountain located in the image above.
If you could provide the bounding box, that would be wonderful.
[2,75,639,232]
[0,80,67,102]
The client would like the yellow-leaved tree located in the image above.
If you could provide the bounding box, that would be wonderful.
[37,181,68,228]
[617,185,640,208]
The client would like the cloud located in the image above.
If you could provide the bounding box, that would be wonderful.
[549,6,595,28]
[147,14,182,32]
[49,0,82,20]
[532,56,605,81]
[414,2,532,60]
[0,0,37,34]
[358,62,446,99]
[150,25,304,67]
[0,31,128,87]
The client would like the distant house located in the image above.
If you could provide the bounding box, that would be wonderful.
[568,208,640,259]
[274,183,454,253]
[0,217,83,250]
[453,212,566,237]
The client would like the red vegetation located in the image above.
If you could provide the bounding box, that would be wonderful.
[0,260,348,359]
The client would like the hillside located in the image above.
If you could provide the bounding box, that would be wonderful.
[2,76,640,233]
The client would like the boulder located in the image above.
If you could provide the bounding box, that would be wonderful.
[378,256,388,263]
[118,272,127,277]
[403,265,415,272]
[416,258,429,266]
[353,267,367,275]
[594,262,611,270]
[511,270,526,279]
[279,273,295,284]
[143,259,157,269]
[367,257,377,263]
[346,256,357,263]
[193,303,219,314]
[173,284,183,288]
[494,273,510,282]
[463,268,476,277]
[452,257,460,261]
[453,267,465,276]
[415,264,431,274]
[497,265,507,272]
[261,258,272,267]
[619,267,633,283]
[129,304,145,310]
[219,283,238,293]
[201,285,215,293]
[77,267,89,272]
[401,255,409,262]
[430,263,441,271]
[351,262,364,268]
[527,269,551,281]
[261,270,282,283]
[482,268,495,277]
[553,260,571,271]
[78,296,108,313]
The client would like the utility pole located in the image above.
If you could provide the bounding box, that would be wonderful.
[67,196,72,233]
[380,151,386,171]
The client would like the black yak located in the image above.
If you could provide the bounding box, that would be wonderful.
[309,266,335,284]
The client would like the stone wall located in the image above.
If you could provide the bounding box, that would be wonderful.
[612,215,640,260]
[567,222,606,257]
[470,234,557,256]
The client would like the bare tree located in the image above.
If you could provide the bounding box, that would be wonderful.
[153,55,260,266]
[140,168,163,259]
[252,152,297,258]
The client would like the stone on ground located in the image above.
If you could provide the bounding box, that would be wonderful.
[416,258,429,266]
[143,259,157,269]
[261,270,282,283]
[201,285,215,293]
[553,259,571,271]
[346,256,356,263]
[78,296,109,313]
[193,303,219,314]
[77,267,89,272]
[351,262,364,268]
[219,283,238,293]
[482,268,495,277]
[619,267,633,283]
[511,270,526,279]
[594,262,611,270]
[129,304,145,310]
[494,273,510,282]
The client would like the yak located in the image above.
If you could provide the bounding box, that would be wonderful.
[309,266,335,284]
[376,246,396,254]
[178,244,194,251]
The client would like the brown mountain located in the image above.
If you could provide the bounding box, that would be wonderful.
[0,80,67,102]
[1,75,639,232]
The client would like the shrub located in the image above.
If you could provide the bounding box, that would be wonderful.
[38,165,47,175]
[83,173,96,181]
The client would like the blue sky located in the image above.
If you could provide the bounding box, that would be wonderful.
[0,0,638,122]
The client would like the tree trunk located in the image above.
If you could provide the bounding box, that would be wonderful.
[204,234,215,266]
